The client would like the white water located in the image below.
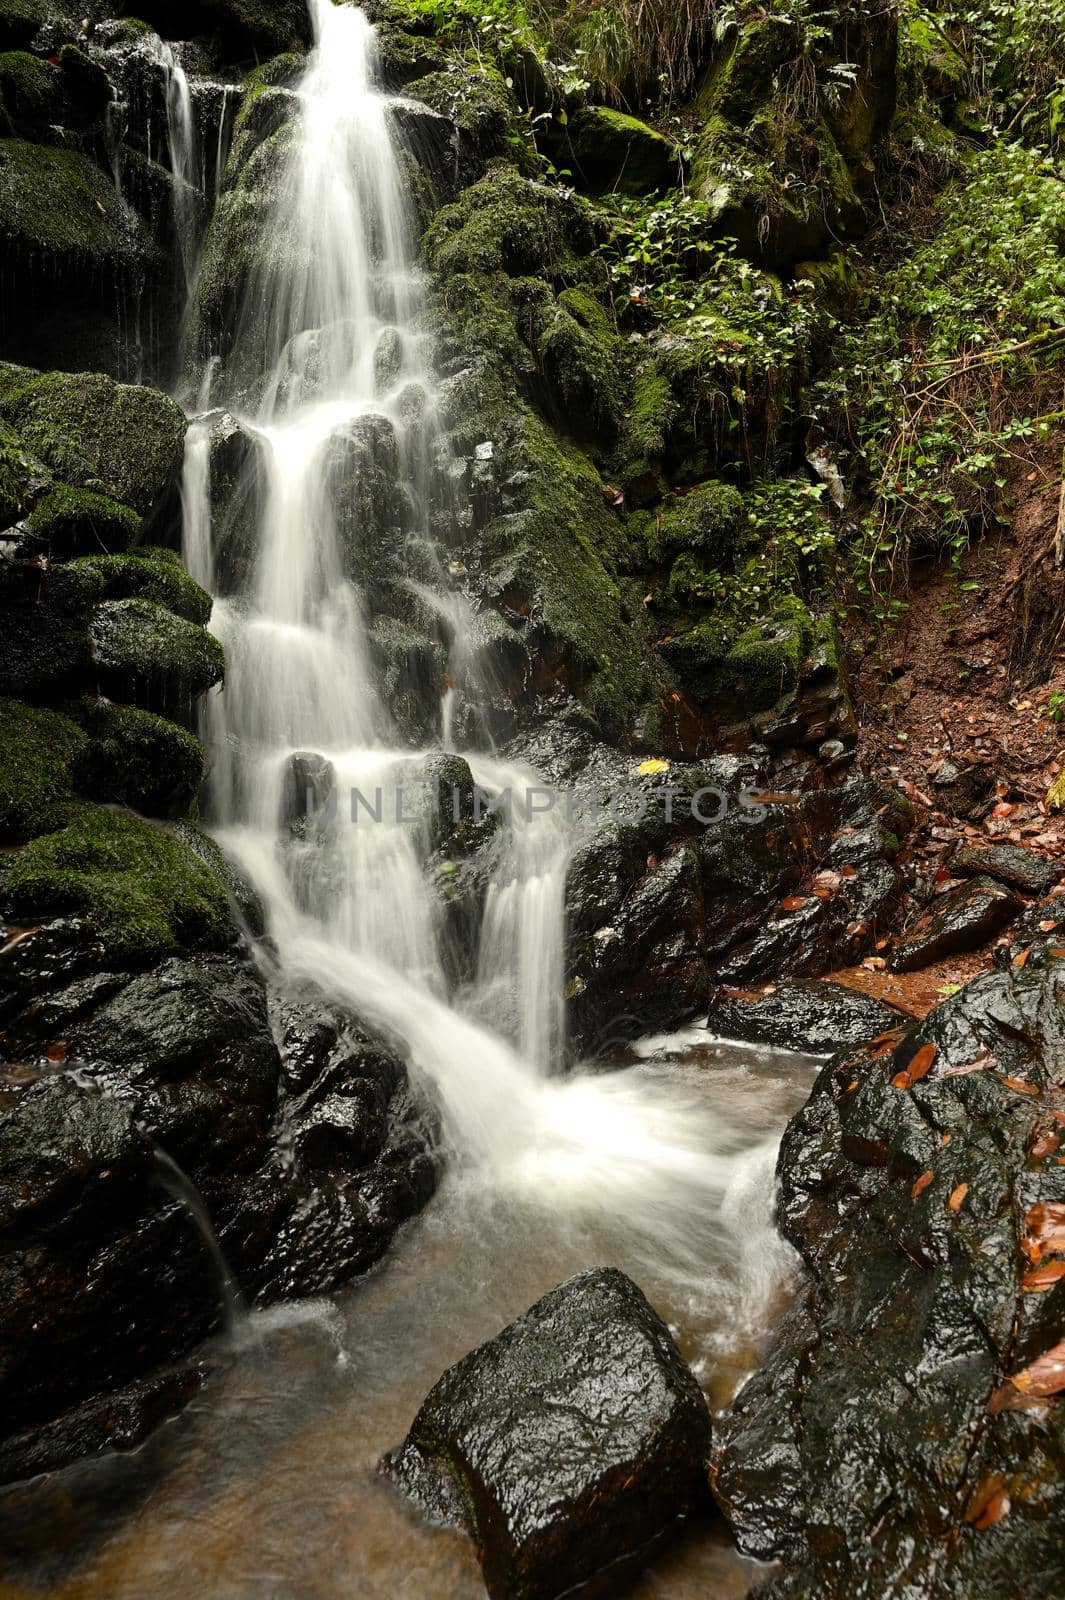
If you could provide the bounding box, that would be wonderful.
[181,0,793,1365]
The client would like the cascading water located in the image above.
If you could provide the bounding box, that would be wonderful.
[181,0,790,1301]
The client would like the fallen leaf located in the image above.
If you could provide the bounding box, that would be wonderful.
[1030,1130,1061,1160]
[905,1043,937,1082]
[912,1170,934,1199]
[1012,948,1031,968]
[1002,1076,1039,1096]
[1022,1202,1065,1263]
[840,864,858,879]
[1022,1259,1065,1292]
[863,956,887,970]
[965,1476,1011,1529]
[636,758,670,776]
[949,1182,970,1212]
[1010,1337,1065,1396]
[780,896,807,912]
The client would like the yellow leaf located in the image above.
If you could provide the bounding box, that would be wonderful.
[636,759,671,776]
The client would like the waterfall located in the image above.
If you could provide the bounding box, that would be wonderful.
[154,1147,244,1337]
[183,0,757,1287]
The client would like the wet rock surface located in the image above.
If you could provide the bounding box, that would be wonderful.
[890,873,1023,972]
[383,1267,713,1600]
[952,842,1064,897]
[712,956,1065,1597]
[0,916,439,1481]
[708,978,909,1056]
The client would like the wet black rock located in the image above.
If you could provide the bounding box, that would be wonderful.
[281,750,337,831]
[952,842,1064,897]
[711,957,1065,1597]
[889,873,1022,972]
[383,1267,713,1600]
[708,979,909,1056]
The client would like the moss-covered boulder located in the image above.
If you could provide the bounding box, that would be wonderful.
[0,366,186,514]
[0,807,233,958]
[564,106,680,197]
[88,596,225,713]
[0,0,75,50]
[71,698,205,819]
[647,483,745,564]
[536,286,624,437]
[0,48,58,126]
[71,548,213,624]
[23,484,140,558]
[0,138,145,270]
[0,697,85,843]
[410,65,516,163]
[0,415,49,523]
[115,0,310,58]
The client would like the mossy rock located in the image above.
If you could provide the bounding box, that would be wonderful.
[0,697,85,843]
[24,484,140,558]
[89,596,225,711]
[114,0,310,57]
[563,106,680,197]
[720,596,814,714]
[536,286,624,437]
[0,415,49,523]
[411,65,516,161]
[425,165,599,281]
[57,42,112,121]
[0,49,58,124]
[0,366,186,514]
[0,807,233,959]
[0,138,145,271]
[70,698,205,819]
[648,483,745,565]
[71,548,212,624]
[0,0,73,49]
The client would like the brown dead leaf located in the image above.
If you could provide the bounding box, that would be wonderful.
[964,1476,1010,1529]
[1011,1337,1065,1396]
[1030,1129,1061,1160]
[906,1043,937,1082]
[780,896,807,912]
[1012,948,1031,968]
[948,1182,970,1213]
[1022,1259,1065,1293]
[912,1170,934,1200]
[1022,1203,1065,1263]
[1002,1076,1039,1096]
[942,1051,997,1079]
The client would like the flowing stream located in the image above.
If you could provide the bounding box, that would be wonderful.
[0,6,821,1595]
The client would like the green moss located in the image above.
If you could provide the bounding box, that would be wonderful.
[425,165,599,281]
[412,64,516,160]
[0,415,49,522]
[0,365,186,513]
[0,49,56,118]
[70,548,212,624]
[0,807,232,958]
[624,363,677,461]
[565,105,679,197]
[536,285,624,435]
[648,482,745,564]
[70,699,205,819]
[89,597,225,703]
[723,595,814,712]
[0,1,60,49]
[24,483,140,557]
[0,138,144,268]
[0,698,85,844]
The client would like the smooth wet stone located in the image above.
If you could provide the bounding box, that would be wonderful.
[383,1267,713,1600]
[280,750,337,831]
[889,874,1022,972]
[712,958,1065,1597]
[951,842,1063,897]
[708,979,909,1056]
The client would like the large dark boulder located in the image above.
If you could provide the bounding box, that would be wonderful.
[383,1267,713,1600]
[708,978,910,1056]
[952,842,1064,897]
[711,956,1065,1597]
[889,874,1022,972]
